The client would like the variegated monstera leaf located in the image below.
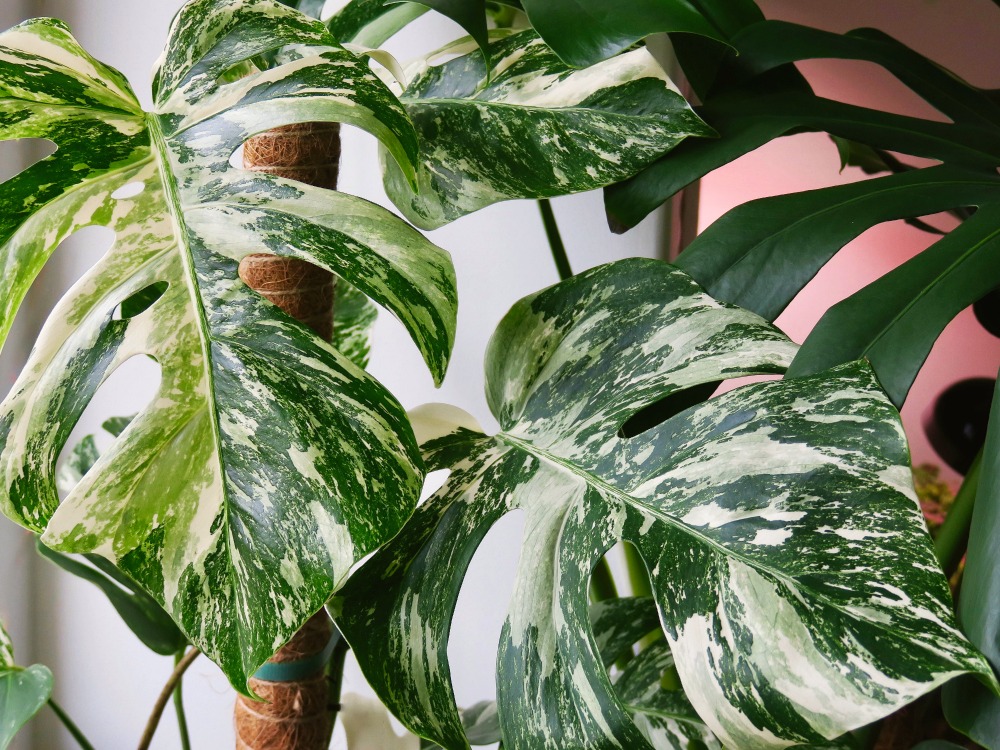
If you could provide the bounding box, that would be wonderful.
[334,258,996,749]
[381,28,714,229]
[0,0,458,689]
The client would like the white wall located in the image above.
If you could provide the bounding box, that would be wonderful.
[0,2,667,747]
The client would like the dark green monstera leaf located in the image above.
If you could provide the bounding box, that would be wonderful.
[381,29,714,229]
[0,619,52,750]
[0,0,457,690]
[334,258,995,749]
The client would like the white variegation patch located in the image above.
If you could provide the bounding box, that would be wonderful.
[380,28,714,229]
[337,259,996,750]
[0,0,458,691]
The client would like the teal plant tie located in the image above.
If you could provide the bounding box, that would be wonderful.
[252,630,338,683]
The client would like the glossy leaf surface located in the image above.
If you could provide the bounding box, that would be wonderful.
[0,0,457,691]
[519,0,753,69]
[336,259,992,749]
[382,29,713,229]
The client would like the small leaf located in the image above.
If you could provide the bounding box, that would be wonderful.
[460,701,501,745]
[590,596,660,667]
[333,279,379,370]
[101,414,135,438]
[55,435,101,497]
[0,620,53,750]
[614,642,720,750]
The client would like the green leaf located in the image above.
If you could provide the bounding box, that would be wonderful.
[0,621,53,750]
[460,701,501,745]
[942,375,1000,748]
[0,0,457,691]
[607,21,1000,229]
[518,0,754,69]
[335,258,993,749]
[383,29,714,229]
[831,136,892,174]
[728,22,1000,131]
[672,166,1000,322]
[420,700,502,748]
[606,88,1000,230]
[787,203,1000,407]
[328,1,430,48]
[101,414,135,438]
[36,539,187,656]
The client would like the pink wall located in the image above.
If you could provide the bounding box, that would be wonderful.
[699,0,1000,488]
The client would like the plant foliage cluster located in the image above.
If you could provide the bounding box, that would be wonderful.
[0,0,998,748]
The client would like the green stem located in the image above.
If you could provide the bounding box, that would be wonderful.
[934,448,984,576]
[538,199,573,281]
[327,627,351,728]
[623,542,651,598]
[624,543,663,651]
[48,699,97,750]
[173,651,192,750]
[137,647,200,750]
[589,557,619,603]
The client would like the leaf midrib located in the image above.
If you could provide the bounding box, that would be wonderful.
[146,112,247,675]
[498,432,792,582]
[495,431,960,646]
[400,95,695,126]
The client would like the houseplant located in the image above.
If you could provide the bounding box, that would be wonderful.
[0,0,998,748]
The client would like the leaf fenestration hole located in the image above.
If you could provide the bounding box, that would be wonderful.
[112,281,169,321]
[619,381,721,439]
[0,138,57,183]
[450,509,525,709]
[110,181,145,200]
[56,354,162,500]
[420,468,450,505]
[620,375,786,439]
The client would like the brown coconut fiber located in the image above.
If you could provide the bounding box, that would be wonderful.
[234,122,341,750]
